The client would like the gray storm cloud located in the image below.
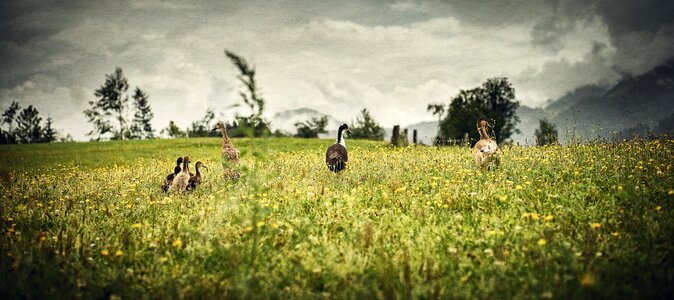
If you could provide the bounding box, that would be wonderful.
[1,0,672,140]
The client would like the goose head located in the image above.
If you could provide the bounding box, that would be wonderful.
[212,121,227,133]
[339,123,352,135]
[476,117,489,130]
[195,161,208,171]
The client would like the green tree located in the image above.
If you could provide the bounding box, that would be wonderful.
[225,50,271,137]
[15,105,43,143]
[161,120,186,138]
[294,116,328,138]
[350,108,385,140]
[188,109,216,137]
[437,78,520,145]
[130,87,154,139]
[84,67,129,140]
[534,118,558,146]
[1,101,20,144]
[42,117,58,143]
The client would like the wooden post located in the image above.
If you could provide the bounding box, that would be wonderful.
[391,125,400,146]
[412,129,418,145]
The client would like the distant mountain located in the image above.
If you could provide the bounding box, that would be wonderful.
[270,108,345,138]
[514,58,674,144]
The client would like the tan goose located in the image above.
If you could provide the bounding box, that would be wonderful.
[472,118,502,170]
[212,121,240,179]
[169,156,191,193]
[188,161,207,190]
[326,123,351,172]
[161,157,183,193]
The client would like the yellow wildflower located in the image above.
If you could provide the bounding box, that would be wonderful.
[131,223,142,229]
[173,239,183,248]
[256,221,265,228]
[580,272,596,286]
[101,250,109,256]
[114,250,123,257]
[537,239,547,246]
[544,215,554,221]
[591,223,601,229]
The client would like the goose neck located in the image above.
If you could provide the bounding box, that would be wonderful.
[337,129,346,147]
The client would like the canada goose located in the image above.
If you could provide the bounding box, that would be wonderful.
[472,118,502,170]
[169,156,191,193]
[212,121,240,179]
[161,157,183,193]
[326,123,352,172]
[188,161,208,190]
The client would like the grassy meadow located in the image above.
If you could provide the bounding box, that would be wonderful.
[1,137,673,299]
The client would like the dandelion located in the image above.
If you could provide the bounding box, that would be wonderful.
[668,189,674,196]
[131,223,142,229]
[101,250,109,256]
[580,272,596,286]
[656,206,662,211]
[591,223,601,229]
[611,232,620,237]
[172,239,182,248]
[256,221,265,228]
[114,250,124,257]
[537,239,547,246]
[515,185,523,191]
[544,215,554,221]
[244,226,253,232]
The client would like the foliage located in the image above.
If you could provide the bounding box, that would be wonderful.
[1,102,59,144]
[1,138,673,299]
[294,116,328,138]
[14,105,43,144]
[349,108,385,140]
[130,87,155,139]
[225,50,271,137]
[1,101,20,144]
[535,118,559,146]
[84,67,129,140]
[160,120,186,138]
[437,77,520,145]
[42,117,58,143]
[188,109,216,137]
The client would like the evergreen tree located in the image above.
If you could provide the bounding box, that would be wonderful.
[15,105,42,143]
[534,119,558,146]
[294,116,328,138]
[130,87,155,139]
[350,108,385,140]
[84,67,129,140]
[42,117,58,143]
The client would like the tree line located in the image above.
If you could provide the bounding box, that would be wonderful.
[1,102,66,144]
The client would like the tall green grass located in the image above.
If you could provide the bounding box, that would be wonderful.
[1,138,673,299]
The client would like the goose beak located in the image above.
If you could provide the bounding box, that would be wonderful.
[346,129,353,134]
[211,127,218,132]
[202,165,208,170]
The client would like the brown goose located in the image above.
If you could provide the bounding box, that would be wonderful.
[326,123,351,172]
[161,157,183,193]
[188,161,208,190]
[212,121,240,179]
[472,118,502,170]
[169,156,191,193]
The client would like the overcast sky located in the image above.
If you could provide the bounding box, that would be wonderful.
[1,0,673,140]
